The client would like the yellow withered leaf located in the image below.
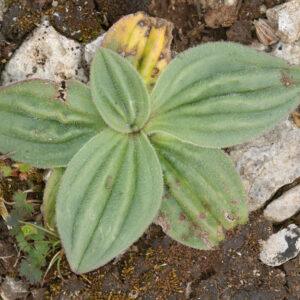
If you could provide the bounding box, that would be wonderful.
[101,12,173,91]
[0,198,8,221]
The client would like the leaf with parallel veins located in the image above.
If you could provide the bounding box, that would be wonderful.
[56,129,163,273]
[151,132,247,249]
[0,80,105,168]
[146,42,300,148]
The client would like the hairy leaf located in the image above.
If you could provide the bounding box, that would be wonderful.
[0,80,105,167]
[42,168,64,230]
[146,42,300,148]
[56,129,163,273]
[90,48,150,133]
[151,133,247,249]
[20,259,42,284]
[7,192,32,227]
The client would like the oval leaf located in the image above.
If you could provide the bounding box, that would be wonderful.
[56,129,163,273]
[0,80,105,167]
[90,48,150,133]
[146,42,300,148]
[151,133,248,249]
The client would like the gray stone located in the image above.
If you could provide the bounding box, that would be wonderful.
[0,276,28,300]
[229,119,300,212]
[264,185,300,223]
[271,40,300,66]
[84,33,106,65]
[266,0,300,43]
[1,20,86,85]
[260,224,300,266]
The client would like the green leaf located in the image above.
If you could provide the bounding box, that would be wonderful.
[7,192,32,226]
[21,224,38,237]
[146,42,300,148]
[151,133,247,249]
[1,166,12,176]
[20,259,42,284]
[15,231,31,253]
[19,163,30,173]
[56,129,163,273]
[42,168,65,229]
[90,48,150,133]
[0,80,106,167]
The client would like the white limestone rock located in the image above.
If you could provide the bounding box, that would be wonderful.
[266,0,300,43]
[84,33,106,65]
[260,224,300,266]
[229,119,300,212]
[1,20,86,85]
[0,277,28,300]
[264,185,300,223]
[271,40,300,66]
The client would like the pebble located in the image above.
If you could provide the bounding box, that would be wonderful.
[49,0,101,42]
[197,0,238,10]
[84,33,106,65]
[271,40,300,66]
[0,276,28,300]
[229,119,300,212]
[1,0,42,42]
[264,185,300,223]
[1,20,86,84]
[226,20,252,44]
[266,0,300,43]
[260,224,300,266]
[204,1,239,28]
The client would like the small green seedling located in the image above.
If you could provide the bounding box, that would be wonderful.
[7,192,61,283]
[0,42,300,274]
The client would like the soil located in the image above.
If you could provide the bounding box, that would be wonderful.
[0,0,300,299]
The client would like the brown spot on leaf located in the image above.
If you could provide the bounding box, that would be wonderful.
[151,67,160,78]
[137,20,146,27]
[144,26,151,37]
[198,213,207,219]
[105,175,113,190]
[203,202,210,211]
[280,69,296,87]
[223,211,236,222]
[179,212,186,223]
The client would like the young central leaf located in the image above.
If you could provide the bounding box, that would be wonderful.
[56,129,163,274]
[91,48,150,133]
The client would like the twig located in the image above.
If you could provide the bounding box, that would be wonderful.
[0,151,17,160]
[194,0,201,16]
[2,199,42,205]
[80,274,92,285]
[0,255,13,260]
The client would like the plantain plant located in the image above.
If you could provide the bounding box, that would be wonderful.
[1,42,300,274]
